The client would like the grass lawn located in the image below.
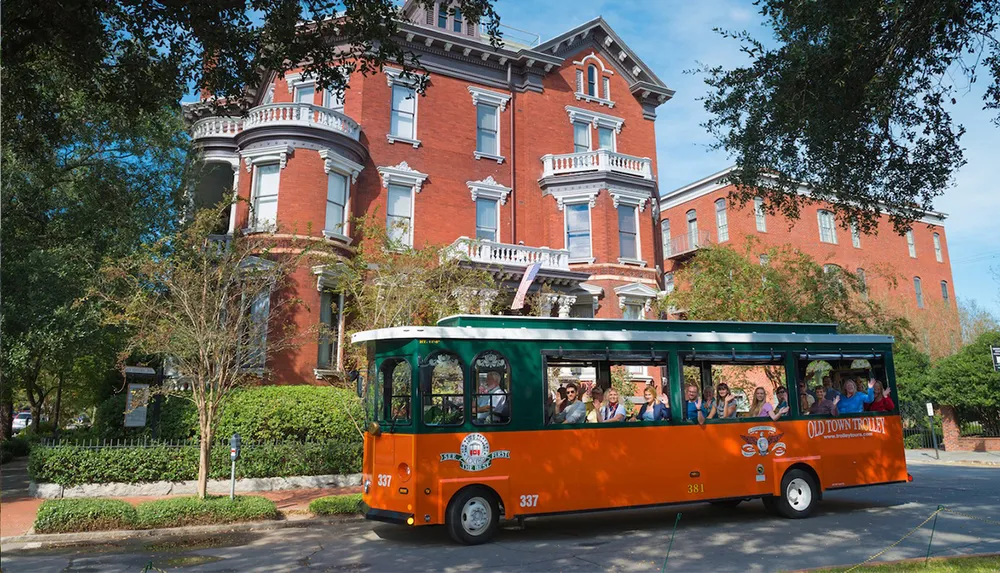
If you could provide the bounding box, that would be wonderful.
[806,554,1000,572]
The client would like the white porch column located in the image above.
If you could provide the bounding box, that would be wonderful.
[557,295,578,318]
[539,294,558,317]
[477,289,498,315]
[452,288,478,314]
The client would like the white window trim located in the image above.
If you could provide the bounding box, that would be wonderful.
[563,198,595,264]
[469,87,509,163]
[817,210,837,244]
[715,199,729,243]
[474,197,501,243]
[241,144,293,173]
[933,233,943,262]
[754,196,767,232]
[851,222,861,248]
[610,188,650,266]
[468,176,510,243]
[246,162,281,234]
[379,162,428,248]
[312,265,347,375]
[572,53,616,107]
[906,230,917,258]
[573,121,593,152]
[318,150,363,244]
[565,105,624,133]
[596,125,617,152]
[385,68,423,148]
[616,203,643,267]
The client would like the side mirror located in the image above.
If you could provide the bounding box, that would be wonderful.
[419,364,433,394]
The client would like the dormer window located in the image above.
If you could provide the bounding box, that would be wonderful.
[574,54,615,107]
[453,8,463,33]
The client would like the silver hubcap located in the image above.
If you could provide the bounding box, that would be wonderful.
[461,496,492,536]
[786,477,812,511]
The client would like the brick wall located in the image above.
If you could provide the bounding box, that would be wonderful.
[940,405,1000,452]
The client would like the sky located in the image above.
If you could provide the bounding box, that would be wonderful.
[493,0,1000,315]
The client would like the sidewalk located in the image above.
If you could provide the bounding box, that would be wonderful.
[0,458,360,539]
[905,448,1000,467]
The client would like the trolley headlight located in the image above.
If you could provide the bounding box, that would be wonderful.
[364,479,371,494]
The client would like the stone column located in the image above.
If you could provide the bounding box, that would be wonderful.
[452,288,478,314]
[477,289,498,315]
[539,294,558,317]
[557,295,577,318]
[940,405,962,451]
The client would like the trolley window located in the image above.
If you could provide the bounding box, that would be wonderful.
[472,350,511,426]
[379,358,411,424]
[422,351,465,426]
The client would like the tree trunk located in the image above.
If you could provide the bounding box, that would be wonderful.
[52,372,65,438]
[0,400,13,441]
[197,421,213,499]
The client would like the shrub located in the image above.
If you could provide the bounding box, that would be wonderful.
[309,493,363,515]
[903,434,925,449]
[29,441,361,486]
[1,436,31,458]
[34,499,138,533]
[135,495,278,529]
[92,394,197,440]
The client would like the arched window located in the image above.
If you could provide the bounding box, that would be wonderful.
[754,196,766,232]
[587,65,598,97]
[686,209,698,248]
[661,219,671,257]
[817,210,837,244]
[715,199,729,242]
[423,351,465,426]
[914,276,924,309]
[941,280,949,304]
[906,230,917,258]
[933,232,943,262]
[472,350,511,425]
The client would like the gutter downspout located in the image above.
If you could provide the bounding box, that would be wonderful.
[508,63,516,244]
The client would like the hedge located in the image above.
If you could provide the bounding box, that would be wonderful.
[29,441,362,487]
[33,496,278,533]
[34,499,138,533]
[309,493,364,515]
[92,386,363,443]
[135,495,278,528]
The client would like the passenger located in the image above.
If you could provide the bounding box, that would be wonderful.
[586,386,605,423]
[821,376,842,402]
[774,386,790,419]
[799,384,816,409]
[601,388,627,422]
[701,386,715,418]
[637,386,669,421]
[556,387,568,413]
[808,385,839,416]
[552,382,586,424]
[707,383,737,419]
[866,380,895,412]
[683,383,705,426]
[474,372,507,423]
[748,387,788,420]
[836,379,875,414]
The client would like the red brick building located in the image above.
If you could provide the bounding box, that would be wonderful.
[659,166,960,356]
[187,4,674,384]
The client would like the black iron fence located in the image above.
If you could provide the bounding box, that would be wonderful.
[899,401,944,450]
[954,406,1000,438]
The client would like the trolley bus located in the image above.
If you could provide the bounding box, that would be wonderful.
[353,315,908,544]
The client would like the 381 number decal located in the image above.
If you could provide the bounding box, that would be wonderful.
[686,483,705,494]
[519,494,539,507]
[377,474,391,487]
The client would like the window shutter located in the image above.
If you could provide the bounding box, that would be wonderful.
[602,77,610,100]
[425,6,434,25]
[468,20,476,35]
[576,70,583,93]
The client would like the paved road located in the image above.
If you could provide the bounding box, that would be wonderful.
[4,464,999,572]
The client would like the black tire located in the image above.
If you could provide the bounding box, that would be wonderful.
[775,468,819,519]
[445,486,500,545]
[761,496,780,515]
[710,499,743,508]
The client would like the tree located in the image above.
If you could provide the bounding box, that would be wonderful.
[662,240,913,341]
[339,215,496,369]
[98,205,322,498]
[701,0,1000,234]
[927,330,1000,408]
[958,298,1000,346]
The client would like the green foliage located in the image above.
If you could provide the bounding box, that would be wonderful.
[701,0,998,234]
[134,496,278,529]
[928,330,1000,407]
[610,367,636,417]
[309,493,364,515]
[665,241,912,343]
[216,386,363,442]
[29,441,361,487]
[93,394,198,440]
[903,435,925,450]
[1,436,32,458]
[34,499,138,534]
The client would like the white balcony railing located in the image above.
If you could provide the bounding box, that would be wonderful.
[191,103,361,142]
[665,230,712,259]
[449,237,570,271]
[541,149,653,180]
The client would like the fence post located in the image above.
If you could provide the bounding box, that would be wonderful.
[927,403,940,460]
[925,505,942,562]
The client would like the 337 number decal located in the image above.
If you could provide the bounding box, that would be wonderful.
[519,494,539,507]
[686,484,705,494]
[377,474,392,487]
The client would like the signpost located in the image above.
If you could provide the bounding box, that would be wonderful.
[991,346,1000,373]
[229,433,241,500]
[926,402,940,460]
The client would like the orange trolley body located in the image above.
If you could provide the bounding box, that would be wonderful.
[354,315,907,543]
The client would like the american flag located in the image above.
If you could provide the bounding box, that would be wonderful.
[510,262,541,310]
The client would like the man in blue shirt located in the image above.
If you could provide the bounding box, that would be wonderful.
[683,383,705,426]
[822,376,842,402]
[835,379,874,414]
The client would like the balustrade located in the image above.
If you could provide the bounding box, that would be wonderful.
[541,149,653,180]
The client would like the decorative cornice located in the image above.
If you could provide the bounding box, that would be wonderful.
[285,72,315,93]
[549,187,599,210]
[377,161,429,193]
[241,144,293,172]
[565,105,624,133]
[467,175,511,205]
[609,187,652,212]
[467,86,511,111]
[384,67,424,88]
[318,149,364,183]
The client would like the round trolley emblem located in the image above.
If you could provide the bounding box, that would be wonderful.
[740,426,787,457]
[440,433,510,472]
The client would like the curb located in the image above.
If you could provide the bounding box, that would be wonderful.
[0,513,365,552]
[790,550,1000,571]
[906,459,1000,468]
